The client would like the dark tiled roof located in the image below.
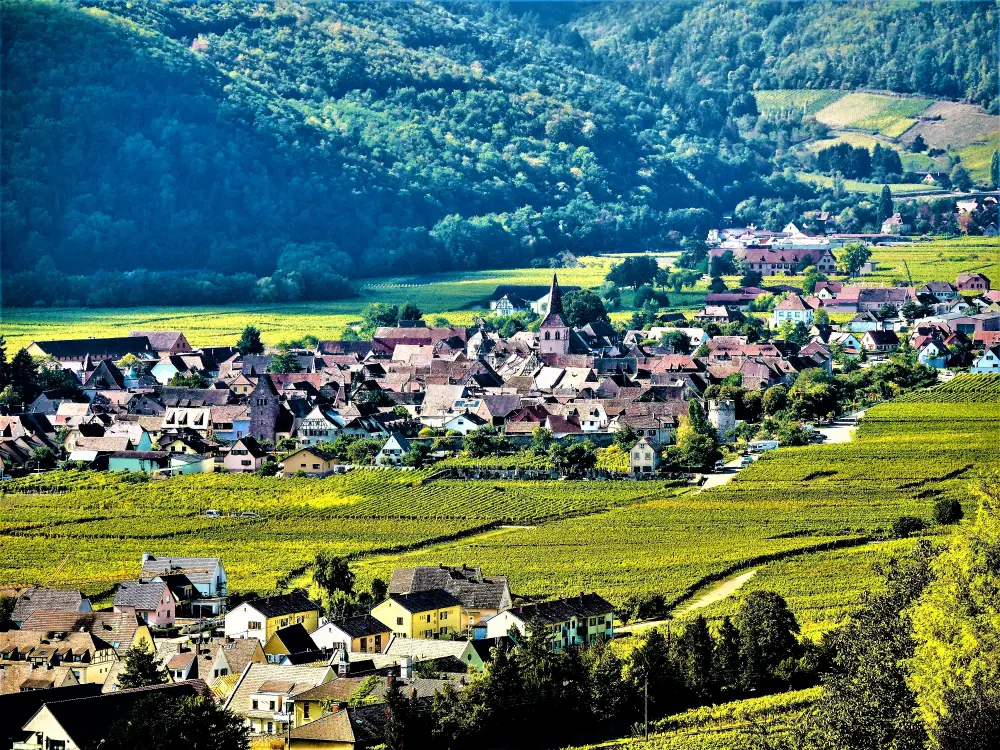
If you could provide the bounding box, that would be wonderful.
[31,337,154,359]
[508,593,614,626]
[0,683,102,744]
[141,556,221,587]
[11,588,87,623]
[332,614,392,639]
[388,589,462,614]
[245,592,319,619]
[269,623,317,654]
[18,611,144,657]
[113,580,167,611]
[36,682,205,748]
[469,635,516,662]
[388,566,509,610]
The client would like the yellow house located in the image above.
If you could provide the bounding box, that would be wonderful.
[289,706,380,749]
[281,446,338,477]
[262,623,319,663]
[371,589,462,640]
[290,677,369,729]
[224,592,321,643]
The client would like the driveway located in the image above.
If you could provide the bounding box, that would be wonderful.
[814,410,864,445]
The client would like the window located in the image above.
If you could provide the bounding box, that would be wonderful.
[269,700,275,711]
[313,464,320,469]
[555,331,561,340]
[303,703,310,719]
[267,722,273,734]
[241,460,251,466]
[252,699,258,710]
[397,617,404,626]
[440,611,448,620]
[248,621,262,630]
[426,614,432,623]
[544,331,551,340]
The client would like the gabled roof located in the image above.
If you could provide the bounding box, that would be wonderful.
[327,613,392,639]
[140,555,221,587]
[506,592,614,626]
[289,704,383,744]
[30,337,154,359]
[28,681,205,747]
[268,623,318,655]
[389,566,510,610]
[129,331,187,351]
[224,663,332,715]
[18,611,144,657]
[113,580,167,611]
[233,435,268,458]
[540,273,568,329]
[242,592,320,619]
[11,588,88,623]
[387,589,462,614]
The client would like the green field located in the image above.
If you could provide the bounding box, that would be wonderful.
[814,93,930,133]
[864,236,999,286]
[753,89,844,115]
[959,129,1000,183]
[794,171,943,196]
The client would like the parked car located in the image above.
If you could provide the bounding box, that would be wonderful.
[740,456,755,467]
[204,509,221,518]
[240,511,261,518]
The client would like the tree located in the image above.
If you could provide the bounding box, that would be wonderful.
[269,351,302,373]
[463,426,503,457]
[949,164,972,192]
[734,590,800,692]
[383,675,416,750]
[628,627,680,718]
[397,302,423,322]
[909,134,927,153]
[361,302,400,335]
[99,693,249,750]
[401,442,432,468]
[740,268,763,289]
[879,185,894,222]
[803,266,828,295]
[813,308,831,327]
[613,425,637,451]
[762,385,788,415]
[235,325,264,355]
[562,289,610,327]
[931,497,963,525]
[0,595,15,625]
[347,437,383,465]
[314,551,355,598]
[991,149,999,189]
[584,639,628,723]
[675,615,715,701]
[549,440,597,477]
[708,275,728,294]
[117,645,168,689]
[530,427,554,453]
[840,243,872,276]
[901,300,929,321]
[812,541,937,750]
[710,250,737,277]
[712,616,741,695]
[169,372,209,388]
[607,256,658,290]
[659,330,691,354]
[908,477,1000,750]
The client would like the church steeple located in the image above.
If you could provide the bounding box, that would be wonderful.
[539,273,570,356]
[547,273,563,316]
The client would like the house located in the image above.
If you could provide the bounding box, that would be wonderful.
[113,579,175,627]
[441,411,488,435]
[918,281,959,302]
[140,554,228,617]
[771,294,814,328]
[288,703,384,749]
[0,683,102,746]
[297,406,344,446]
[162,406,212,435]
[956,272,991,292]
[311,614,391,655]
[224,592,321,643]
[210,404,251,441]
[375,432,410,466]
[845,311,883,333]
[388,565,512,633]
[263,624,320,663]
[82,360,126,392]
[26,336,156,365]
[458,636,516,672]
[693,305,739,325]
[828,332,863,357]
[972,347,1000,373]
[0,628,117,686]
[129,330,192,356]
[0,663,81,696]
[917,341,949,369]
[10,588,92,628]
[16,681,205,750]
[281,446,338,476]
[629,437,661,474]
[742,248,837,276]
[484,592,615,650]
[224,436,268,473]
[371,590,463,640]
[18,610,155,661]
[862,330,900,353]
[223,662,335,737]
[489,283,579,315]
[880,213,908,234]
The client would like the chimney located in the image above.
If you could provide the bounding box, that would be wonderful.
[399,656,412,680]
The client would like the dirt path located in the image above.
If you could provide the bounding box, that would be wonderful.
[618,569,758,634]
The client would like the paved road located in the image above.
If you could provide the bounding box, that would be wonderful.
[699,459,744,490]
[814,410,865,445]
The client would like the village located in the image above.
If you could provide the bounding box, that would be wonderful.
[1,221,999,481]
[1,224,999,747]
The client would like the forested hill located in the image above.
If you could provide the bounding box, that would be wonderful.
[1,0,996,309]
[2,0,756,306]
[572,0,998,112]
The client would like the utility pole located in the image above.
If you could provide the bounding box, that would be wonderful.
[644,675,649,740]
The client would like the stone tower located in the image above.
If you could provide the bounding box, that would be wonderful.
[708,398,736,443]
[248,373,281,443]
[538,273,570,356]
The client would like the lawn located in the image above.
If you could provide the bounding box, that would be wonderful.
[794,171,943,196]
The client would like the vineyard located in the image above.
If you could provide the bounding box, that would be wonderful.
[356,375,999,626]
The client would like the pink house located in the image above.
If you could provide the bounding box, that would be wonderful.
[113,579,175,627]
[223,436,268,473]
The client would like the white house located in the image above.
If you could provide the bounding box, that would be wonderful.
[972,347,1000,373]
[310,614,391,654]
[375,432,411,466]
[442,412,488,434]
[771,294,814,328]
[917,342,948,369]
[484,593,614,651]
[629,437,661,474]
[140,554,228,617]
[297,406,343,446]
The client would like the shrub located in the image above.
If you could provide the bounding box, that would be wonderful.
[891,515,927,538]
[931,498,963,525]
